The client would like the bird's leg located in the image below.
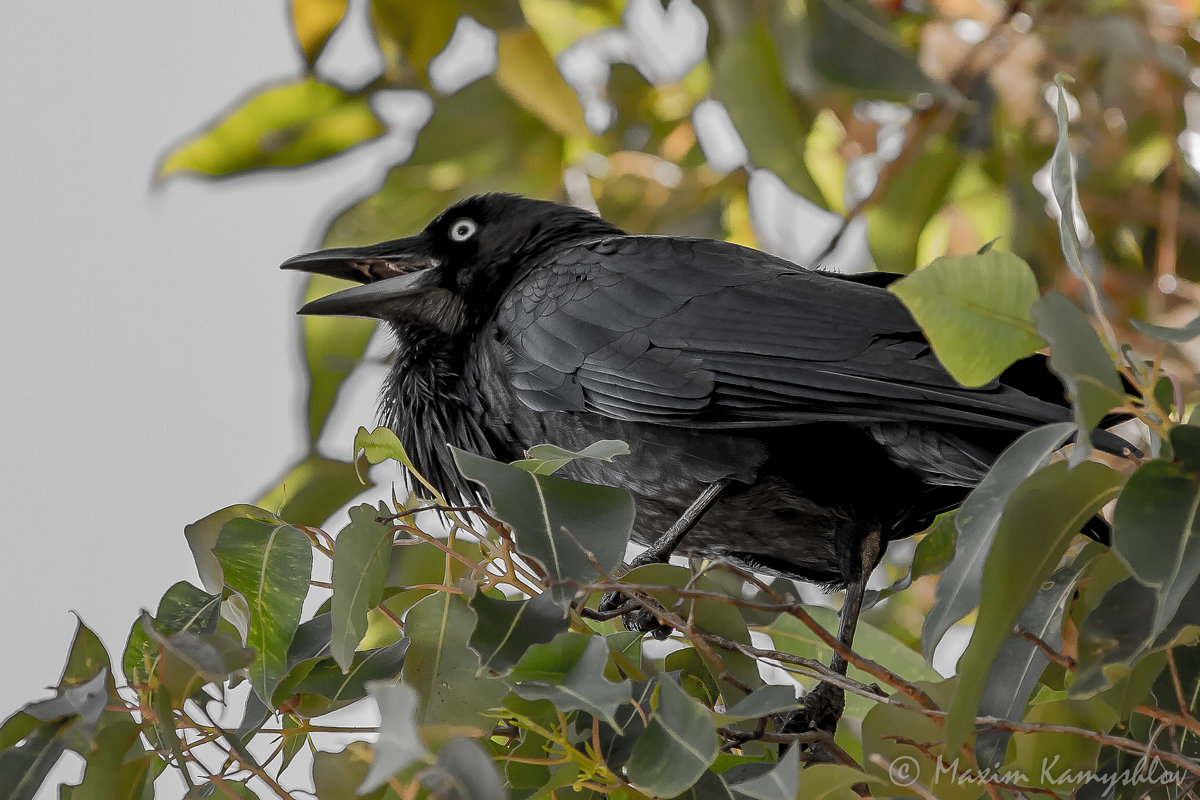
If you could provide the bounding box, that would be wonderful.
[599,479,731,637]
[785,527,882,741]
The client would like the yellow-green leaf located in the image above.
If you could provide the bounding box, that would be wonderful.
[889,250,1045,387]
[160,79,382,178]
[291,0,349,65]
[496,27,588,137]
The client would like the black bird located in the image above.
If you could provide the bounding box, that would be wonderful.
[282,193,1128,733]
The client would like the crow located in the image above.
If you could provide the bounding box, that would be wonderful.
[282,193,1129,734]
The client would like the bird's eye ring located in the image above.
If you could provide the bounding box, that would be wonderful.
[449,218,478,242]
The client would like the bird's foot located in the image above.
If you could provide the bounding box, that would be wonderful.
[781,681,845,739]
[598,588,673,640]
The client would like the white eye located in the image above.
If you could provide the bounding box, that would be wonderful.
[448,218,478,242]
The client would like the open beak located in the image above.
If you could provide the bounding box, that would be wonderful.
[294,269,444,318]
[281,236,443,318]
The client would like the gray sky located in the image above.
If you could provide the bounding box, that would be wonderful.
[0,1,386,748]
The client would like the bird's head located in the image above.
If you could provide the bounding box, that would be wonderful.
[282,193,622,334]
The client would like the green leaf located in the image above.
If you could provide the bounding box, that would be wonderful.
[452,447,635,605]
[1112,458,1200,641]
[728,741,799,800]
[923,423,1074,659]
[808,0,942,98]
[625,677,718,797]
[508,634,631,728]
[66,719,156,800]
[975,564,1087,769]
[354,425,418,480]
[284,639,409,715]
[137,613,254,701]
[401,591,506,732]
[1032,291,1124,465]
[359,681,431,793]
[496,27,588,136]
[467,589,568,674]
[372,0,459,74]
[427,738,507,800]
[313,743,379,800]
[0,716,73,800]
[184,505,277,594]
[123,581,221,698]
[1012,698,1118,790]
[510,439,630,476]
[714,684,799,724]
[946,460,1123,751]
[159,79,382,178]
[291,0,349,65]
[256,453,371,527]
[889,251,1045,386]
[213,518,314,704]
[1129,314,1200,343]
[713,21,823,203]
[331,503,396,671]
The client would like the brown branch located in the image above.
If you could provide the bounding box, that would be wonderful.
[1014,626,1077,670]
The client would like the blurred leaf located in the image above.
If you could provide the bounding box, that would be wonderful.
[0,716,73,800]
[426,738,507,800]
[975,563,1086,769]
[1012,698,1117,790]
[331,503,395,671]
[160,79,381,178]
[713,21,823,203]
[360,681,431,793]
[625,677,718,797]
[402,591,505,732]
[496,27,588,136]
[1032,291,1124,466]
[1049,75,1104,306]
[1171,424,1200,473]
[214,518,313,704]
[947,460,1123,751]
[865,512,956,607]
[511,439,630,475]
[291,0,349,66]
[889,250,1045,386]
[1112,458,1200,643]
[467,588,568,674]
[509,635,631,728]
[808,0,940,98]
[460,0,524,30]
[257,453,370,527]
[922,423,1074,659]
[453,447,635,605]
[372,0,459,75]
[313,743,380,800]
[65,719,156,800]
[866,136,962,273]
[302,275,379,443]
[1129,314,1200,343]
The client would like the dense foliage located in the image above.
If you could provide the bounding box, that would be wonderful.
[5,1,1200,798]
